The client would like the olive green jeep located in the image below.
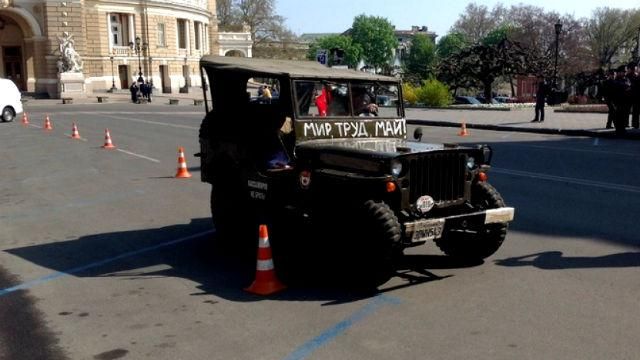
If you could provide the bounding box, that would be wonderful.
[198,56,514,287]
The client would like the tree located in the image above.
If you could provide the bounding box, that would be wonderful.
[436,32,469,59]
[438,39,529,103]
[306,35,363,68]
[482,24,513,46]
[215,0,295,51]
[350,14,398,73]
[451,3,506,43]
[404,34,437,83]
[216,0,241,31]
[585,7,640,68]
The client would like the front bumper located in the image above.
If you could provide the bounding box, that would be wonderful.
[404,207,515,243]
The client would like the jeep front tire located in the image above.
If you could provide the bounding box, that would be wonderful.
[435,182,508,260]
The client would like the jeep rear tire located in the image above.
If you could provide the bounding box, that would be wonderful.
[435,182,508,261]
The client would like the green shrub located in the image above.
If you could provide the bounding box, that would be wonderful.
[416,79,452,107]
[403,83,418,105]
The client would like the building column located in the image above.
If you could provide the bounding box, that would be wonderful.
[107,13,113,50]
[128,14,135,43]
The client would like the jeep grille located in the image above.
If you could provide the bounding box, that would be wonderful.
[408,152,467,206]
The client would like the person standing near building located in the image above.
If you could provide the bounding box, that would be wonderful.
[612,65,631,135]
[627,62,640,129]
[130,82,139,103]
[531,75,549,122]
[600,69,616,129]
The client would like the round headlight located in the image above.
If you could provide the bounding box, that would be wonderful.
[466,157,476,169]
[391,160,403,177]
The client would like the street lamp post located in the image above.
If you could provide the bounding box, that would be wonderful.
[148,57,153,88]
[129,36,148,83]
[108,55,117,92]
[553,21,562,90]
[180,56,189,93]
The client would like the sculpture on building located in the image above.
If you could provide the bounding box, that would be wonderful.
[56,32,83,73]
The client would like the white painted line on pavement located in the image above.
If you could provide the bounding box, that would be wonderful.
[28,124,42,129]
[116,148,161,163]
[492,167,640,194]
[98,114,199,130]
[504,143,636,157]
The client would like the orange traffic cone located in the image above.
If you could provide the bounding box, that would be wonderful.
[175,147,192,178]
[245,224,286,296]
[458,122,469,137]
[44,114,53,131]
[21,112,30,126]
[101,128,116,149]
[70,122,81,139]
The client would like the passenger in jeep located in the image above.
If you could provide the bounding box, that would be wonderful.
[353,88,378,116]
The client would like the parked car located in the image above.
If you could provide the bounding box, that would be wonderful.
[454,96,482,105]
[494,96,517,104]
[475,96,500,104]
[0,79,23,122]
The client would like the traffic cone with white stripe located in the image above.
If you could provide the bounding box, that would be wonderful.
[70,122,81,139]
[175,147,192,178]
[21,112,29,126]
[245,224,286,296]
[101,128,116,149]
[44,114,53,131]
[458,122,469,136]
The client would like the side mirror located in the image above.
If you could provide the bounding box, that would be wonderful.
[413,127,423,141]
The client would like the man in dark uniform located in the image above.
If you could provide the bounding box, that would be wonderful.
[612,65,631,135]
[531,75,549,122]
[627,62,640,129]
[600,69,616,129]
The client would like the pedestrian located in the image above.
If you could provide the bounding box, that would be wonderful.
[600,69,616,129]
[146,81,153,103]
[262,85,272,104]
[531,75,550,122]
[129,82,139,103]
[612,65,631,136]
[139,81,147,102]
[627,62,639,129]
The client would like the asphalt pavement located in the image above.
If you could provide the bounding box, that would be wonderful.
[3,103,640,359]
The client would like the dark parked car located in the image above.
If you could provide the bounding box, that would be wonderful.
[198,56,515,287]
[475,96,500,104]
[454,96,482,105]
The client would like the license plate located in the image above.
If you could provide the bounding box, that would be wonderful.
[407,218,445,242]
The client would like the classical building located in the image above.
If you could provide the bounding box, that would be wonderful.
[0,0,251,98]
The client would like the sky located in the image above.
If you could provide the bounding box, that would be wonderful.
[276,0,639,40]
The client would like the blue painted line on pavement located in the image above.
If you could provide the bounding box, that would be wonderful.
[0,230,215,297]
[283,294,402,360]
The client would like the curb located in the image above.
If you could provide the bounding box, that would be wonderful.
[406,119,640,140]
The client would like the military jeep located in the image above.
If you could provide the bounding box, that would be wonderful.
[198,56,514,286]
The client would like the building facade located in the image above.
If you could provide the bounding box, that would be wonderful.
[0,0,241,98]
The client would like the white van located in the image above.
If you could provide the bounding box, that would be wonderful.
[0,78,23,122]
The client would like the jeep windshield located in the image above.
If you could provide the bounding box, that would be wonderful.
[294,80,400,118]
